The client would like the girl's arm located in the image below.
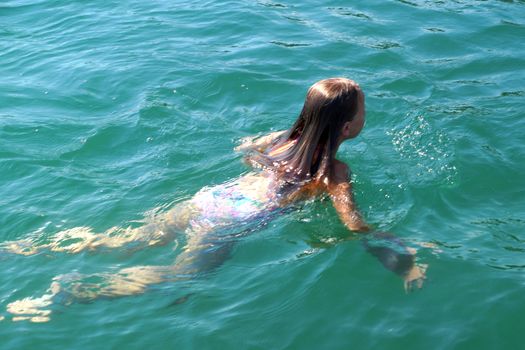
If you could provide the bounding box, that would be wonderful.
[328,161,369,232]
[234,130,286,153]
[362,232,427,292]
[328,161,426,291]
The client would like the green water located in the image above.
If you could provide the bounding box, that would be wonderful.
[1,0,524,348]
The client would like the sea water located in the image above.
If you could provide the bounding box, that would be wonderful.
[1,0,524,348]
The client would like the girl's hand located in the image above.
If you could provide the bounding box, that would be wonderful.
[403,263,427,293]
[234,136,257,152]
[362,232,428,292]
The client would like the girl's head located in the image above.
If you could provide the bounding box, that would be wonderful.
[257,77,365,184]
[292,77,365,144]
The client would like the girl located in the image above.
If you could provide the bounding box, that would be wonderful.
[3,78,425,322]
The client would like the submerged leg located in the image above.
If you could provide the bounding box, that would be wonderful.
[5,265,171,322]
[1,201,197,256]
[1,224,171,256]
[5,283,59,323]
[5,232,235,322]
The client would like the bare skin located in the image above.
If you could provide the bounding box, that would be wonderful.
[1,169,283,322]
[2,81,426,323]
[235,86,427,290]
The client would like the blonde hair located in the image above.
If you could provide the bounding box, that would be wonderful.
[254,78,360,185]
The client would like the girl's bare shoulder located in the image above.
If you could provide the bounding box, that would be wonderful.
[332,159,350,183]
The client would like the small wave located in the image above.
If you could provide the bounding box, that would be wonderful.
[501,91,525,97]
[425,27,446,32]
[257,1,288,9]
[327,7,373,21]
[370,41,402,50]
[269,41,310,48]
[396,0,419,7]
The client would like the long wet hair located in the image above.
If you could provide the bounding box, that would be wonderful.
[251,78,360,188]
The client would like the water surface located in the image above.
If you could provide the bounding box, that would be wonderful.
[1,0,524,348]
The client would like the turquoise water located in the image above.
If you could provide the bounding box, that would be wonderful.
[1,0,524,348]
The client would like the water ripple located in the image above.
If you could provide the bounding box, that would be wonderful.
[1,0,525,347]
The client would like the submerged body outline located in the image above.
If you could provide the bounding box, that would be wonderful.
[1,78,427,323]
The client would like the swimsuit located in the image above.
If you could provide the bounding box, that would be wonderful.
[188,177,280,233]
